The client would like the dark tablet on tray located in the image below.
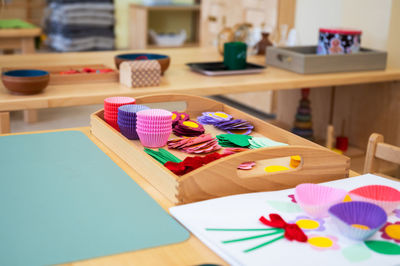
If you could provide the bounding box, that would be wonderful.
[186,61,266,76]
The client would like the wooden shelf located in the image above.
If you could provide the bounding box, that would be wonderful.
[131,4,200,11]
[147,42,200,49]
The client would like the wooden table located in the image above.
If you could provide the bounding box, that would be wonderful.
[1,47,400,133]
[0,26,41,54]
[2,127,359,265]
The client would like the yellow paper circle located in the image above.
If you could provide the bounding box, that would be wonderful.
[385,224,400,240]
[296,219,320,230]
[264,165,289,173]
[308,236,334,248]
[214,112,229,118]
[183,121,199,128]
[171,113,177,120]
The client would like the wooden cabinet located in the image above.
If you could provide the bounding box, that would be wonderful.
[129,4,201,49]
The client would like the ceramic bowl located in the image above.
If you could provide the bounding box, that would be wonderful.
[114,53,170,74]
[2,69,49,95]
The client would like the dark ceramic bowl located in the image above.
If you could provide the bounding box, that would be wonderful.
[114,53,170,74]
[2,69,50,95]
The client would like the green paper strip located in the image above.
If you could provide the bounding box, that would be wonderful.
[244,234,285,253]
[222,231,284,244]
[206,228,282,232]
[159,148,182,163]
[364,240,400,255]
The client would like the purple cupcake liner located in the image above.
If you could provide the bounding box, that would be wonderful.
[329,201,387,240]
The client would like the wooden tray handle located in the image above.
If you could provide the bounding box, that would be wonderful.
[134,94,225,114]
[178,145,349,202]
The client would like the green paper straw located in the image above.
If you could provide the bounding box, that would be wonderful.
[222,231,284,244]
[206,228,282,232]
[244,234,285,253]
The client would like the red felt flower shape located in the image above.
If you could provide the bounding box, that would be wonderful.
[164,152,229,175]
[380,221,400,243]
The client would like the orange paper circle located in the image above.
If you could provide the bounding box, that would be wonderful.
[385,224,400,240]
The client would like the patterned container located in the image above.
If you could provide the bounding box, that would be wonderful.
[119,60,161,88]
[317,28,362,55]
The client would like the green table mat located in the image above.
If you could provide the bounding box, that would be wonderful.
[0,19,37,29]
[0,131,189,266]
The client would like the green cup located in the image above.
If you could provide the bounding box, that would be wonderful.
[223,42,247,70]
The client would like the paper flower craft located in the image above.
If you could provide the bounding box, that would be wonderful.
[307,235,340,251]
[289,216,326,232]
[214,119,254,135]
[167,134,221,154]
[379,222,400,243]
[173,120,205,137]
[206,213,307,253]
[171,111,190,126]
[197,111,232,124]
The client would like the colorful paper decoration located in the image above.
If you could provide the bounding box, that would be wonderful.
[292,88,313,140]
[216,134,252,148]
[328,201,387,241]
[167,134,221,154]
[379,222,400,243]
[173,120,205,137]
[214,119,254,135]
[290,216,326,232]
[248,137,287,149]
[264,165,289,173]
[119,60,161,88]
[197,111,232,125]
[172,111,190,127]
[307,235,339,250]
[238,161,256,170]
[144,148,182,165]
[206,213,307,253]
[164,152,229,176]
[364,240,400,255]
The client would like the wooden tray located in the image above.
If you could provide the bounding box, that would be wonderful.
[266,46,387,74]
[2,64,118,85]
[90,94,350,204]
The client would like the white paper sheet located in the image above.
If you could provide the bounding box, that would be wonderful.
[170,174,400,266]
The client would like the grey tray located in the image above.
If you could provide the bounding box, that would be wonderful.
[266,46,387,74]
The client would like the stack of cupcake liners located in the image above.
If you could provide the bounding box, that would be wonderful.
[104,96,136,130]
[136,109,172,148]
[117,104,150,140]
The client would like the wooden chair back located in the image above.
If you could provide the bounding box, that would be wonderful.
[363,133,400,177]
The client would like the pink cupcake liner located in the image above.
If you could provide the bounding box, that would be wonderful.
[136,128,172,134]
[136,109,172,120]
[136,123,172,129]
[295,183,347,218]
[349,185,400,214]
[136,130,171,148]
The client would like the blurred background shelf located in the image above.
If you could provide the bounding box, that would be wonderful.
[129,3,201,49]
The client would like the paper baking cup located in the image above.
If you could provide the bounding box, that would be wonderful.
[136,130,171,148]
[104,96,136,105]
[118,104,149,115]
[135,126,172,133]
[295,183,347,218]
[329,201,387,240]
[349,185,400,214]
[136,109,172,120]
[117,120,136,127]
[136,122,172,129]
[119,125,139,140]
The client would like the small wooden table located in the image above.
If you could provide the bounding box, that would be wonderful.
[1,127,360,265]
[1,47,400,134]
[0,19,41,54]
[0,19,42,125]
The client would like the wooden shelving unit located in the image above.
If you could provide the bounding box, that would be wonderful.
[129,4,201,49]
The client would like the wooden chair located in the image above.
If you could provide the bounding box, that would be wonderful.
[363,133,400,178]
